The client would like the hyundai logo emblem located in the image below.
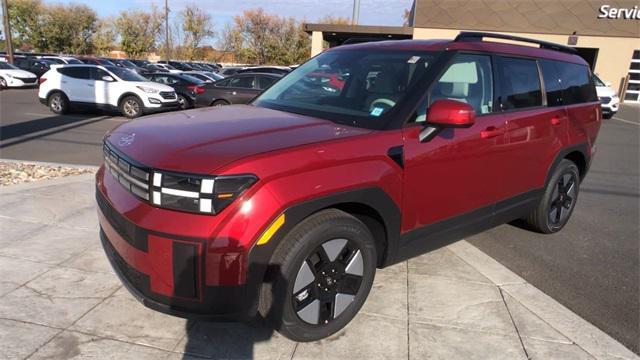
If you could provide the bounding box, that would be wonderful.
[118,133,136,147]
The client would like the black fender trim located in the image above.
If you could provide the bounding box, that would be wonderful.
[545,143,590,187]
[243,187,402,317]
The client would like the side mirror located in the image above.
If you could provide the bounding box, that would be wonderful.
[419,99,476,142]
[427,99,476,127]
[102,75,114,82]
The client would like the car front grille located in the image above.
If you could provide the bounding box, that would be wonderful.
[599,96,611,104]
[16,77,37,83]
[160,91,177,100]
[103,144,150,201]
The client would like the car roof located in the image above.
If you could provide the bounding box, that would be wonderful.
[331,38,587,66]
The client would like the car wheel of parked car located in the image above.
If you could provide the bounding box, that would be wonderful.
[526,159,580,234]
[0,77,6,89]
[48,92,69,115]
[212,99,230,107]
[177,95,190,110]
[119,96,143,119]
[260,209,376,342]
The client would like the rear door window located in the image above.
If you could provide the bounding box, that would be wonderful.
[539,60,564,107]
[58,67,91,80]
[229,76,255,89]
[497,57,542,110]
[257,76,277,90]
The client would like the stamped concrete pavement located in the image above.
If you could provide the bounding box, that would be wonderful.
[0,173,637,360]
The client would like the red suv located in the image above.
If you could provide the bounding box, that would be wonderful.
[97,32,601,341]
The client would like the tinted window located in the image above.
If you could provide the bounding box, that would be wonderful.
[539,60,564,107]
[498,57,542,110]
[58,67,91,79]
[66,59,82,64]
[429,53,494,115]
[92,68,111,80]
[555,61,597,104]
[229,76,255,89]
[258,76,277,90]
[103,66,146,82]
[45,58,65,64]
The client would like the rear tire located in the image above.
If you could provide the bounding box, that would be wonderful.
[119,96,143,119]
[48,92,69,115]
[525,159,580,233]
[0,77,7,89]
[211,99,229,107]
[260,209,377,342]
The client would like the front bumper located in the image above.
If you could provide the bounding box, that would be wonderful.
[3,76,38,87]
[599,97,619,114]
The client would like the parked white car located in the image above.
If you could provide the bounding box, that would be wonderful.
[594,74,619,118]
[0,61,38,88]
[38,64,179,118]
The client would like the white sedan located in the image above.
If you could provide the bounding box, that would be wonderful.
[0,61,38,88]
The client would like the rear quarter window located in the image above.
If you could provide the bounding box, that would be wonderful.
[540,59,597,105]
[497,57,542,110]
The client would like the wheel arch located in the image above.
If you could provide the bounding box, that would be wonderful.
[116,92,142,107]
[46,89,69,102]
[545,143,590,187]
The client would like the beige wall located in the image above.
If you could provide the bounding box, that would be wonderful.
[413,28,637,94]
[311,31,324,57]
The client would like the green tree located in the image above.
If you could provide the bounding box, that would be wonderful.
[115,6,163,58]
[8,0,45,51]
[180,5,214,60]
[93,18,116,56]
[219,8,309,65]
[41,4,96,54]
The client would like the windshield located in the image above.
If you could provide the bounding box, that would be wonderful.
[254,49,439,129]
[0,61,19,70]
[104,66,147,82]
[66,59,82,64]
[120,60,137,68]
[593,75,605,87]
[44,58,65,64]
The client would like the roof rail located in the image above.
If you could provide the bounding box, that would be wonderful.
[454,31,578,55]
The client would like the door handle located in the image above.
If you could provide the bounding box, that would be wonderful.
[480,126,504,139]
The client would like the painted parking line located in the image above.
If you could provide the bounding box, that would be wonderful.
[611,116,640,126]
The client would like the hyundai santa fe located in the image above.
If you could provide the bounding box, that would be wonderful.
[96,32,601,341]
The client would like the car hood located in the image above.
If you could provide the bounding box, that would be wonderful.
[596,86,616,97]
[106,105,371,174]
[0,69,36,78]
[129,81,175,93]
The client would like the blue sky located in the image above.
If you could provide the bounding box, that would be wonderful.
[42,0,413,37]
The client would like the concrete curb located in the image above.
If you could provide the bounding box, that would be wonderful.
[449,241,639,360]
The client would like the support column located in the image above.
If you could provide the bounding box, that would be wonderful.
[311,31,324,57]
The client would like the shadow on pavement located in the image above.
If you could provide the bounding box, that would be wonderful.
[0,111,112,148]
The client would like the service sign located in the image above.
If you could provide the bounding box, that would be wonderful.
[598,5,640,19]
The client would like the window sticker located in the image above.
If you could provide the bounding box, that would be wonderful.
[370,107,384,117]
[407,56,421,64]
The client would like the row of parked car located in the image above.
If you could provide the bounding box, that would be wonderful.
[34,61,289,118]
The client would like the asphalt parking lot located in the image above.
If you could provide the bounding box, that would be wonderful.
[1,87,639,354]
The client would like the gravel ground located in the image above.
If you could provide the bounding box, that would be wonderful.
[0,161,96,186]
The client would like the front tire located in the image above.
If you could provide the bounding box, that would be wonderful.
[260,209,377,342]
[177,94,190,110]
[119,96,143,119]
[48,92,69,115]
[211,99,229,107]
[525,159,580,233]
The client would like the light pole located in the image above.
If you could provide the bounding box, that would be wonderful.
[1,0,14,64]
[352,0,360,25]
[165,0,170,61]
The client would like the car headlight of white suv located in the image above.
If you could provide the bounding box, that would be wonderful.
[136,86,159,94]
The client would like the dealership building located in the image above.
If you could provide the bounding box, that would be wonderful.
[305,0,640,103]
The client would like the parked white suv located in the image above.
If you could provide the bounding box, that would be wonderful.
[0,61,38,88]
[594,74,619,118]
[38,64,179,118]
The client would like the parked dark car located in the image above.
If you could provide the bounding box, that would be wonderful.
[145,64,170,73]
[129,59,151,68]
[159,61,194,71]
[195,72,282,107]
[144,72,206,109]
[78,57,116,66]
[237,66,291,75]
[14,57,55,78]
[219,66,245,77]
[183,71,224,83]
[104,58,150,75]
